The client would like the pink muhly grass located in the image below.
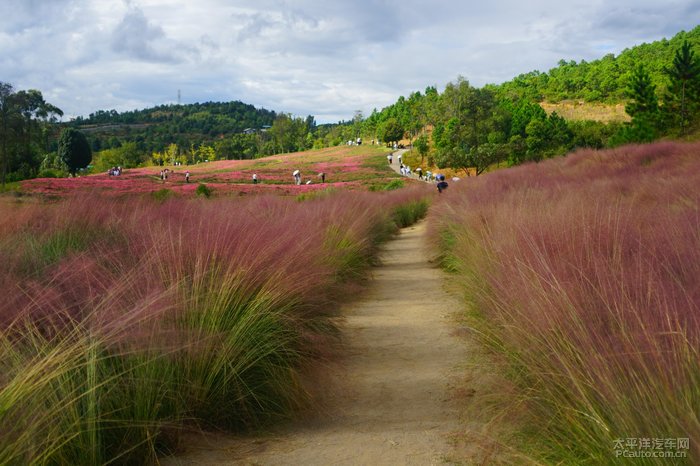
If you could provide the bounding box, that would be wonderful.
[0,183,429,463]
[429,141,700,463]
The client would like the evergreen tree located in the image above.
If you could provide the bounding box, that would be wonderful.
[623,65,660,142]
[663,40,700,135]
[626,65,660,118]
[58,128,92,175]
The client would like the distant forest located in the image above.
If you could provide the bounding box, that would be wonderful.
[70,101,278,153]
[1,26,698,184]
[495,25,700,103]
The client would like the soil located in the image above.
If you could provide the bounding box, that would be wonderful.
[162,221,468,465]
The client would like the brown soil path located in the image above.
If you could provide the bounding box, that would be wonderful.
[164,221,467,465]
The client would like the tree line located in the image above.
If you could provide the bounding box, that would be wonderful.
[350,33,700,176]
[0,83,64,186]
[2,27,698,183]
[495,25,700,103]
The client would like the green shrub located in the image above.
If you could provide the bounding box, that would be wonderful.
[195,183,212,198]
[37,168,68,179]
[151,188,174,202]
[391,199,429,228]
[383,179,405,191]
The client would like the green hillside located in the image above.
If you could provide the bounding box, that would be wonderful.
[69,101,278,154]
[355,26,700,175]
[2,26,699,187]
[493,25,700,103]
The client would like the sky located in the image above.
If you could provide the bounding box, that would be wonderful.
[2,0,699,124]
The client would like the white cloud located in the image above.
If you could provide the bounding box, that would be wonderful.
[2,0,698,123]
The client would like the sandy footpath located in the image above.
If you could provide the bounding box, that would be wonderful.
[163,221,468,465]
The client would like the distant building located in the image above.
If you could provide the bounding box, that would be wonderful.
[242,125,272,134]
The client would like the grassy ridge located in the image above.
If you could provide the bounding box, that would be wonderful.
[429,141,699,464]
[0,188,429,464]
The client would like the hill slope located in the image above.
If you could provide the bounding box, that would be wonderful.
[493,25,700,103]
[68,101,278,153]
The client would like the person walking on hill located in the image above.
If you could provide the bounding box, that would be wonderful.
[252,173,258,184]
[436,174,448,193]
[185,170,190,183]
[387,154,393,164]
[397,152,402,164]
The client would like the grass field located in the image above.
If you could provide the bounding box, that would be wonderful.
[19,146,401,197]
[540,100,630,123]
[0,144,431,464]
[429,141,699,464]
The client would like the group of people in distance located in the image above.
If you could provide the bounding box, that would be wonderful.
[153,169,328,186]
[149,151,448,192]
[156,168,191,182]
[387,150,449,192]
[291,170,326,185]
[107,166,122,176]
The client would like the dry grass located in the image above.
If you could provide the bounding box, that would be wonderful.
[540,100,630,123]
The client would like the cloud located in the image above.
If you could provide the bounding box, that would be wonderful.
[2,0,699,123]
[111,5,193,63]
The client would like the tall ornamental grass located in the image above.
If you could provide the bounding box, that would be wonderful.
[429,141,699,464]
[0,186,430,465]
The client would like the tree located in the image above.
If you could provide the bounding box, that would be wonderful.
[626,65,660,117]
[0,82,14,186]
[92,142,145,171]
[165,143,180,165]
[15,90,46,170]
[267,114,310,154]
[58,128,92,175]
[352,110,363,138]
[663,40,700,135]
[378,118,403,145]
[524,112,572,160]
[414,134,429,164]
[622,65,661,142]
[0,83,63,184]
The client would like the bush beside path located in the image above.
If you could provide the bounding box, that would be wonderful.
[164,221,469,465]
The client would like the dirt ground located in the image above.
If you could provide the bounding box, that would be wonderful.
[162,221,469,465]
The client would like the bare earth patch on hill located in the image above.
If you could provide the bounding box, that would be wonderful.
[540,100,630,123]
[163,221,472,465]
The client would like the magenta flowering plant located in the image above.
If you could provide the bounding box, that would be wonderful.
[0,182,430,464]
[428,140,700,463]
[21,146,401,197]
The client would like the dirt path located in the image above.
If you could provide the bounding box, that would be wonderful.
[388,149,435,184]
[164,221,467,465]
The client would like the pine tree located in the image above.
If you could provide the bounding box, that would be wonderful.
[624,65,660,141]
[626,65,659,118]
[663,40,700,135]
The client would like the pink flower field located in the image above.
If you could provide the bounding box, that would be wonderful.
[21,146,400,197]
[428,140,700,463]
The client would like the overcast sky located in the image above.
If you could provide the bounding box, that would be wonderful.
[2,0,698,123]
